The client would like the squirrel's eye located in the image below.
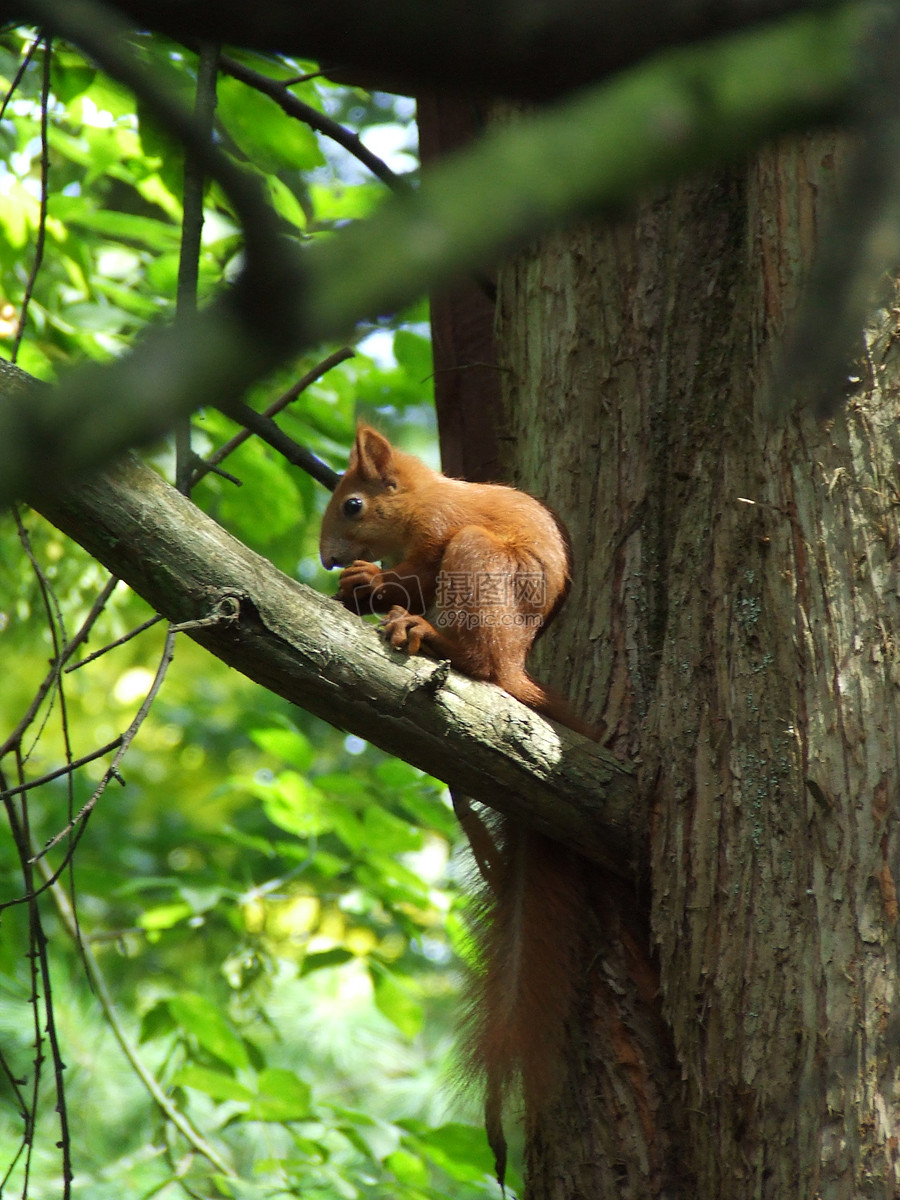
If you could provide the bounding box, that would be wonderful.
[342,496,364,518]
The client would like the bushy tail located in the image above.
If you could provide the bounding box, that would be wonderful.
[459,815,586,1187]
[456,668,594,1187]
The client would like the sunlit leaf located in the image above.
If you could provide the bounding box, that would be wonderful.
[175,1064,255,1103]
[371,967,423,1038]
[251,725,315,771]
[385,1148,429,1187]
[393,329,433,385]
[246,1068,311,1122]
[50,53,97,104]
[260,771,328,838]
[137,901,193,931]
[218,77,325,172]
[168,992,250,1070]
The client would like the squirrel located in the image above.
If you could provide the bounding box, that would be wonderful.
[319,424,588,1187]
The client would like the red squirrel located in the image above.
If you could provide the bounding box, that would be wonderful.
[319,424,586,1184]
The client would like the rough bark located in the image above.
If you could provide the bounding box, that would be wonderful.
[494,138,900,1197]
[416,91,502,483]
[28,454,637,873]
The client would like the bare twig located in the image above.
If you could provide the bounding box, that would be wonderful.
[0,562,119,756]
[1,761,72,1197]
[11,35,51,362]
[65,612,163,672]
[175,41,219,494]
[1,737,125,799]
[190,345,354,487]
[0,32,40,122]
[30,627,177,862]
[215,50,410,193]
[215,397,340,489]
[30,825,237,1178]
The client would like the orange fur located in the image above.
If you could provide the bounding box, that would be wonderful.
[320,425,587,1185]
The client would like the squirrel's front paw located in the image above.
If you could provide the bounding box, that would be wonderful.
[337,559,381,605]
[379,606,429,655]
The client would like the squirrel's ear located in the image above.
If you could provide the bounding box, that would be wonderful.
[351,425,395,483]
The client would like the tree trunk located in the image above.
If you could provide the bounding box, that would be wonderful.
[493,136,900,1197]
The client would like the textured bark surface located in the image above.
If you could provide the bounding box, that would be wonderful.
[494,137,900,1197]
[417,91,502,484]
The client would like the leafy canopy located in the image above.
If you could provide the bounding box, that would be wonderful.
[0,28,505,1200]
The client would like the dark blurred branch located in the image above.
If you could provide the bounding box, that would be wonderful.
[0,7,865,503]
[22,0,862,101]
[772,4,900,414]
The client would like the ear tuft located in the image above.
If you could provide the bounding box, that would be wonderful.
[351,424,395,483]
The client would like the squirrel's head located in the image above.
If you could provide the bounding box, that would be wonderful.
[319,425,409,569]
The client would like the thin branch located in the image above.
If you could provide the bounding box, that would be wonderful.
[65,612,163,672]
[30,627,176,863]
[215,397,340,489]
[12,507,67,769]
[1,761,72,1197]
[215,50,410,193]
[190,345,353,488]
[62,575,121,662]
[0,567,119,757]
[0,32,40,122]
[11,34,51,362]
[24,0,280,269]
[30,828,237,1178]
[19,0,307,384]
[32,888,73,1196]
[1,736,124,798]
[175,41,219,494]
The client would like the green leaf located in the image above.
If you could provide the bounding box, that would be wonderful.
[401,1121,498,1185]
[55,301,133,334]
[246,1068,311,1122]
[50,55,97,104]
[299,947,355,976]
[49,197,179,250]
[261,771,328,838]
[174,1064,254,1103]
[217,78,325,172]
[137,901,193,932]
[371,967,423,1039]
[393,329,433,385]
[385,1148,429,1188]
[212,445,303,547]
[374,759,423,789]
[138,999,175,1044]
[266,174,308,230]
[168,992,249,1070]
[250,726,314,771]
[362,805,421,855]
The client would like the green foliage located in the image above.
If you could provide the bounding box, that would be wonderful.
[0,27,495,1200]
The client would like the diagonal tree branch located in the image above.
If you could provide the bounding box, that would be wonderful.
[25,444,641,879]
